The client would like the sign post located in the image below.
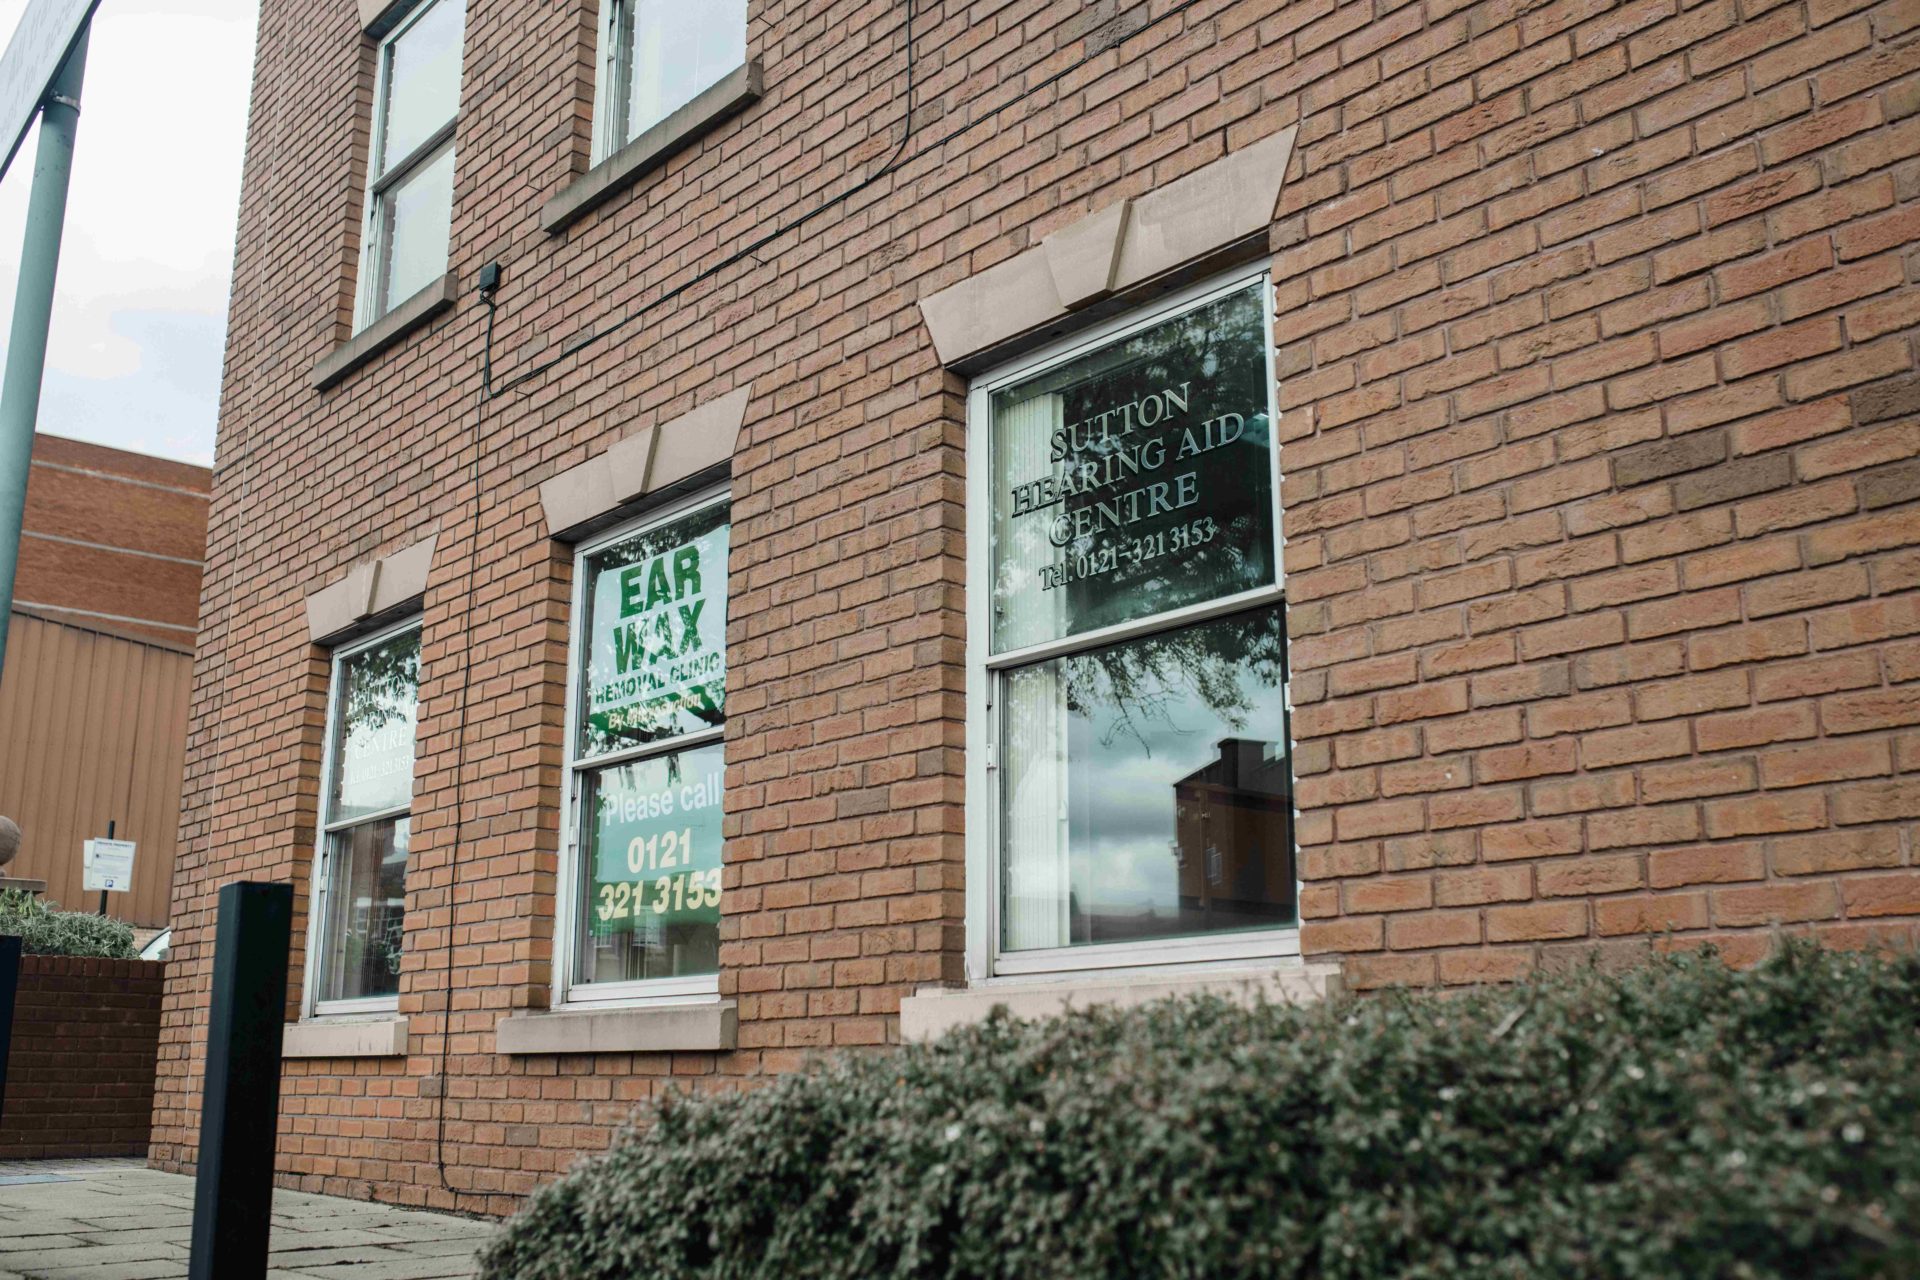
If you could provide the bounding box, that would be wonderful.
[83,823,134,912]
[0,0,98,682]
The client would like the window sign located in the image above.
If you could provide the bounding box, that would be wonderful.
[580,741,724,978]
[989,281,1275,653]
[569,495,730,992]
[580,503,728,758]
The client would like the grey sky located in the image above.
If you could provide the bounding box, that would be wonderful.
[0,0,255,467]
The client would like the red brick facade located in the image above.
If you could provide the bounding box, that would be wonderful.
[158,0,1920,1216]
[19,434,210,648]
[3,957,164,1159]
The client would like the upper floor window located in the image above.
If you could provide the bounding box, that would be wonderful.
[307,619,421,1014]
[355,0,466,331]
[967,272,1297,981]
[559,491,730,1005]
[592,0,746,161]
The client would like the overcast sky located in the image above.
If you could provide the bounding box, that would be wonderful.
[0,0,256,467]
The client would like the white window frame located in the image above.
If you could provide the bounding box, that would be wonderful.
[554,485,731,1009]
[353,0,461,333]
[588,0,745,164]
[590,0,635,164]
[963,267,1299,986]
[302,615,422,1021]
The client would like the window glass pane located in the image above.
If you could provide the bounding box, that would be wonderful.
[377,141,455,315]
[330,628,420,823]
[318,816,410,1003]
[625,0,746,141]
[999,604,1294,952]
[380,0,465,171]
[989,282,1276,653]
[575,742,724,985]
[578,500,728,759]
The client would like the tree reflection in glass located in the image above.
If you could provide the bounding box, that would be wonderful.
[319,627,420,1004]
[1000,605,1294,951]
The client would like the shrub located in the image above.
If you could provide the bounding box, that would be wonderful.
[0,888,136,958]
[480,944,1920,1280]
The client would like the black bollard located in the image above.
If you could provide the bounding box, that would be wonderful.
[0,933,18,1126]
[188,881,292,1280]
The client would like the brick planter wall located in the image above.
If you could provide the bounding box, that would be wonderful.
[2,956,165,1159]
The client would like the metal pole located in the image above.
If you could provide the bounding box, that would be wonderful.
[0,934,19,1128]
[188,881,291,1280]
[98,818,112,915]
[0,25,88,682]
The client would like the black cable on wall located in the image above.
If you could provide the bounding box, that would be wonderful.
[428,0,1231,1198]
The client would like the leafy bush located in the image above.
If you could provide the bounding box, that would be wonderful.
[482,944,1920,1280]
[0,888,136,958]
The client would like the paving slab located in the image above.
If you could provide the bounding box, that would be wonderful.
[0,1240,87,1264]
[361,1222,502,1244]
[0,1161,496,1280]
[29,1262,182,1280]
[392,1239,491,1259]
[0,1223,90,1240]
[267,1246,414,1268]
[296,1257,480,1280]
[269,1228,403,1251]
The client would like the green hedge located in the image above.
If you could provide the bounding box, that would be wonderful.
[0,888,136,958]
[481,944,1920,1280]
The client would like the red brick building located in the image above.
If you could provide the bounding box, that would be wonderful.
[157,0,1920,1214]
[16,434,210,649]
[0,435,209,926]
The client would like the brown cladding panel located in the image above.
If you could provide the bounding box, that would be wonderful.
[0,612,189,927]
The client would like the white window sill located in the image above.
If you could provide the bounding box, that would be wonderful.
[495,1000,737,1055]
[310,272,457,390]
[541,61,762,234]
[898,962,1343,1042]
[282,1015,409,1059]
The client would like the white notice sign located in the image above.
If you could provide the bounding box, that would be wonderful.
[83,837,135,892]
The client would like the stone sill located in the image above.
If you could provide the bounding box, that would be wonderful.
[541,62,763,235]
[282,1015,409,1059]
[310,273,457,391]
[496,1001,737,1055]
[898,963,1344,1042]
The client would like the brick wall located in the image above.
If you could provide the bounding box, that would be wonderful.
[2,957,165,1159]
[1274,0,1920,987]
[157,0,1920,1217]
[20,434,211,648]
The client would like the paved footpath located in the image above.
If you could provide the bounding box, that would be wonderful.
[0,1160,498,1280]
